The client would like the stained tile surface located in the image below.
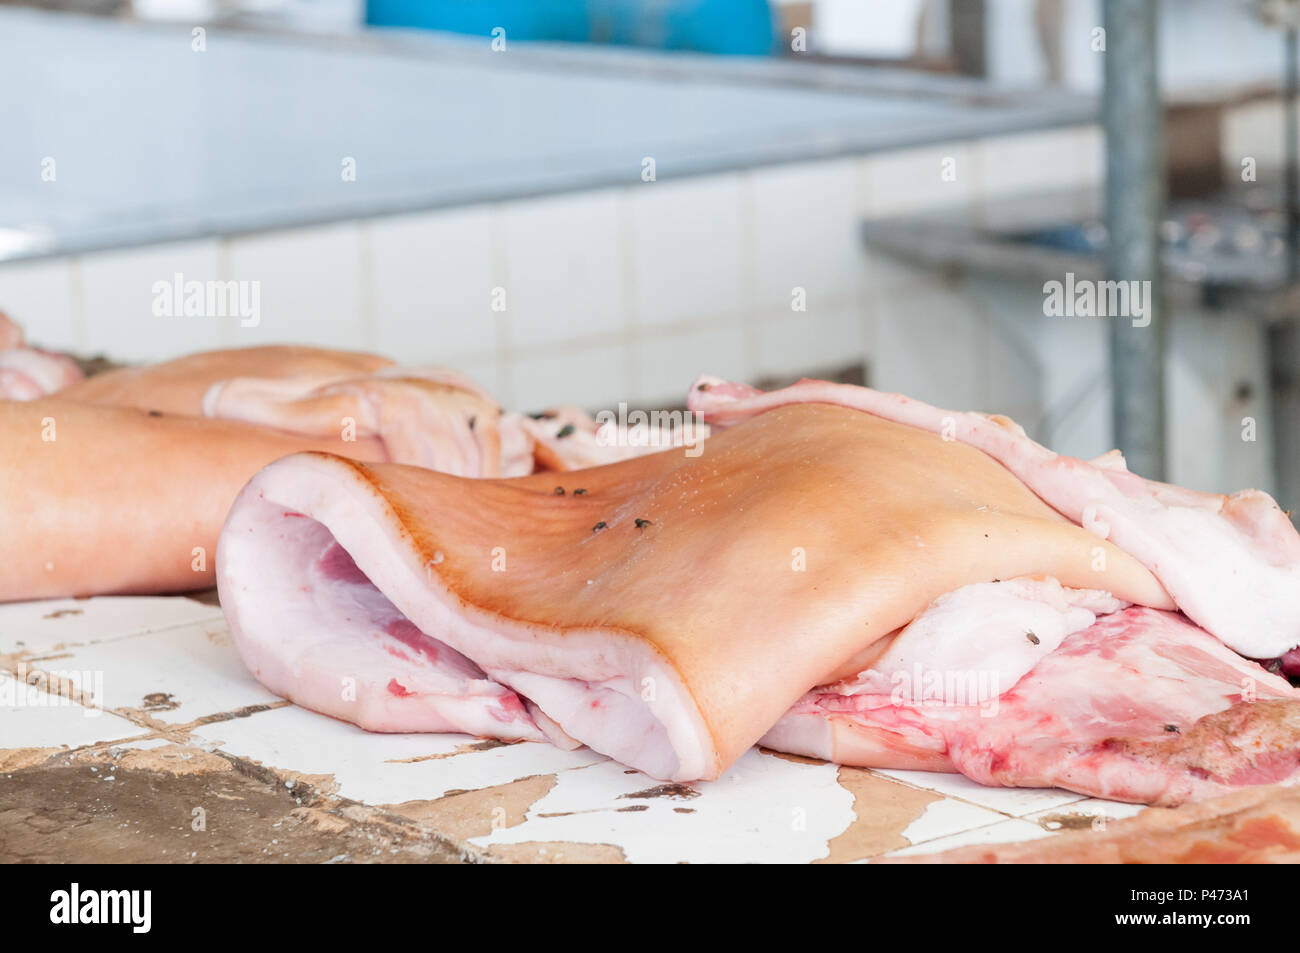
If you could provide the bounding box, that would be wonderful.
[0,594,1151,863]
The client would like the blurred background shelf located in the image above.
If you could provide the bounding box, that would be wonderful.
[0,5,1097,260]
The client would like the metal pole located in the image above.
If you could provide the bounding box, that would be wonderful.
[949,0,987,77]
[1288,28,1299,283]
[1103,0,1166,480]
[1271,26,1300,521]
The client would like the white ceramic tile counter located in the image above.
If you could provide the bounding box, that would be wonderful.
[0,593,1145,864]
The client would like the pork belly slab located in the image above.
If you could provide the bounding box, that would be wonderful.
[218,377,1300,794]
[688,375,1300,661]
[218,403,1170,781]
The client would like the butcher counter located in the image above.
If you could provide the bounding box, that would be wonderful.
[0,592,1150,863]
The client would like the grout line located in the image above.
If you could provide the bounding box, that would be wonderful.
[738,169,760,382]
[67,255,87,351]
[13,610,227,659]
[357,219,378,350]
[886,814,1048,856]
[216,237,236,348]
[489,201,513,407]
[617,185,640,399]
[864,766,1084,823]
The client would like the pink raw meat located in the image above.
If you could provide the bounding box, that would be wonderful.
[767,604,1300,805]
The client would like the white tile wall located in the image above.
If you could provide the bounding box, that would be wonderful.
[368,207,497,364]
[983,306,1044,422]
[750,158,865,314]
[79,239,225,361]
[872,272,988,411]
[628,173,747,328]
[863,246,935,297]
[4,127,1138,434]
[754,305,867,381]
[0,256,80,351]
[863,143,978,218]
[977,126,1102,203]
[501,190,624,349]
[964,275,1053,419]
[226,222,365,351]
[452,354,508,405]
[1027,309,1112,461]
[511,341,628,413]
[635,319,747,405]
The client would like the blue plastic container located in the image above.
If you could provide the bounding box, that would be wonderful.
[366,0,776,55]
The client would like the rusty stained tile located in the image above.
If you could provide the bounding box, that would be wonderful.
[1027,797,1146,832]
[485,841,628,864]
[384,772,558,841]
[816,767,943,863]
[0,746,470,864]
[0,747,61,772]
[83,744,233,777]
[384,739,514,764]
[193,704,601,805]
[618,782,700,801]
